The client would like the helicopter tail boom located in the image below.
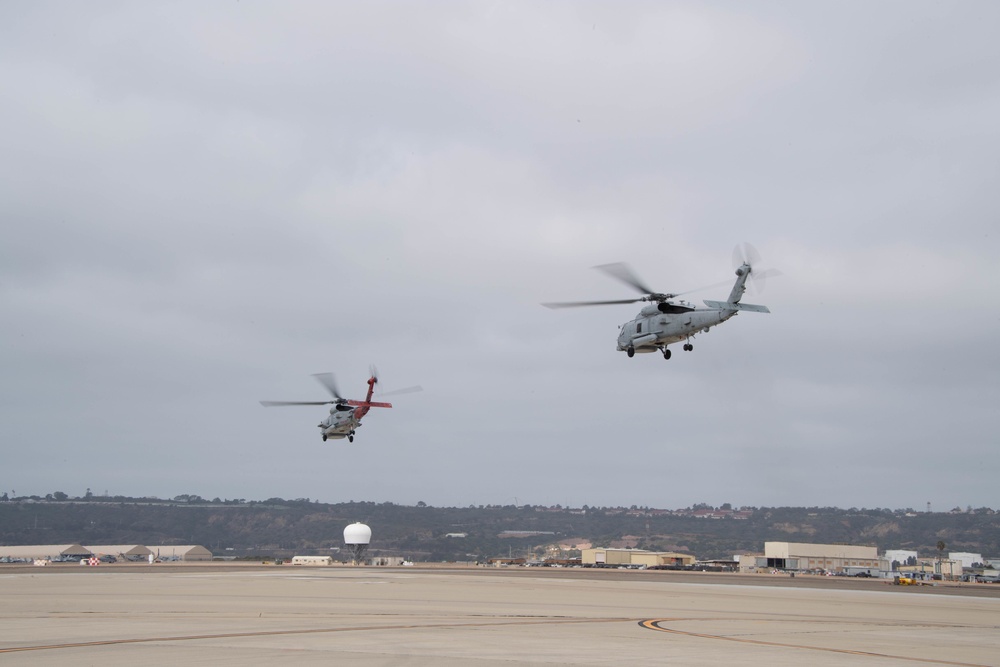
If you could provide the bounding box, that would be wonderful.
[347,400,392,409]
[703,300,770,313]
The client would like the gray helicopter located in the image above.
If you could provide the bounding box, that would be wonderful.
[543,245,777,359]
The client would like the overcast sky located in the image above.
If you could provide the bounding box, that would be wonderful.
[2,1,998,511]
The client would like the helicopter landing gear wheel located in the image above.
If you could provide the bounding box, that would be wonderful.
[627,346,635,358]
[683,343,693,351]
[663,348,672,360]
[322,435,327,442]
[348,434,354,443]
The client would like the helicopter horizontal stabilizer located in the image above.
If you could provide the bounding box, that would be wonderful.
[703,300,770,313]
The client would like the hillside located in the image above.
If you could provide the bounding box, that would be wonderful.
[1,494,997,561]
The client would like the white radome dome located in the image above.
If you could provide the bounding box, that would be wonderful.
[343,522,372,545]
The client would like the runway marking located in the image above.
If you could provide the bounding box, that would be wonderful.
[0,616,631,654]
[639,619,992,666]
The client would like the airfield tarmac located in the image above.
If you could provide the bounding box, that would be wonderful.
[1,564,998,666]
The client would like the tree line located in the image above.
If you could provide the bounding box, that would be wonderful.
[1,493,997,562]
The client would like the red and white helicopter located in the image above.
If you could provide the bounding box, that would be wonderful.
[260,369,420,442]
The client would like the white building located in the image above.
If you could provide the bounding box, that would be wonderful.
[291,556,333,566]
[884,549,919,568]
[949,552,984,568]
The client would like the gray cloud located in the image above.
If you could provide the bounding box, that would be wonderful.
[2,1,997,511]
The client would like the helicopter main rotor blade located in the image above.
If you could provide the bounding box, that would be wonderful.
[260,400,335,407]
[311,372,344,401]
[593,262,657,296]
[542,298,644,309]
[671,279,735,297]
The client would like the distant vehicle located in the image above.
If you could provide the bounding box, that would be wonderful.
[260,368,420,442]
[543,244,778,359]
[98,555,116,563]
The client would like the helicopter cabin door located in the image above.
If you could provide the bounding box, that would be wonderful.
[624,321,637,341]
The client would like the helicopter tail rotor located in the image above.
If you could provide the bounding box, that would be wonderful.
[369,364,423,398]
[732,242,781,294]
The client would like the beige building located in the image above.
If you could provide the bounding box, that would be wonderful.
[581,548,695,568]
[764,541,878,572]
[2,543,212,562]
[898,560,962,579]
[0,544,91,561]
[84,545,152,561]
[147,545,213,561]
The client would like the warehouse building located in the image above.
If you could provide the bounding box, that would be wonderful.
[949,552,983,568]
[291,556,334,566]
[897,559,962,579]
[763,541,878,572]
[84,545,153,562]
[147,545,213,561]
[2,543,213,563]
[0,544,91,561]
[884,549,919,568]
[581,548,695,568]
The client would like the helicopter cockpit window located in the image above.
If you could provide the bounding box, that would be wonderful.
[636,322,642,333]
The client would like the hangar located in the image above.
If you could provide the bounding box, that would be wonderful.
[581,548,695,568]
[147,545,213,561]
[84,545,153,561]
[763,541,878,572]
[0,544,91,561]
[1,543,213,562]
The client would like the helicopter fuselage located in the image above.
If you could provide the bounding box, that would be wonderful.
[614,262,769,358]
[617,304,736,353]
[543,251,773,360]
[318,405,364,439]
